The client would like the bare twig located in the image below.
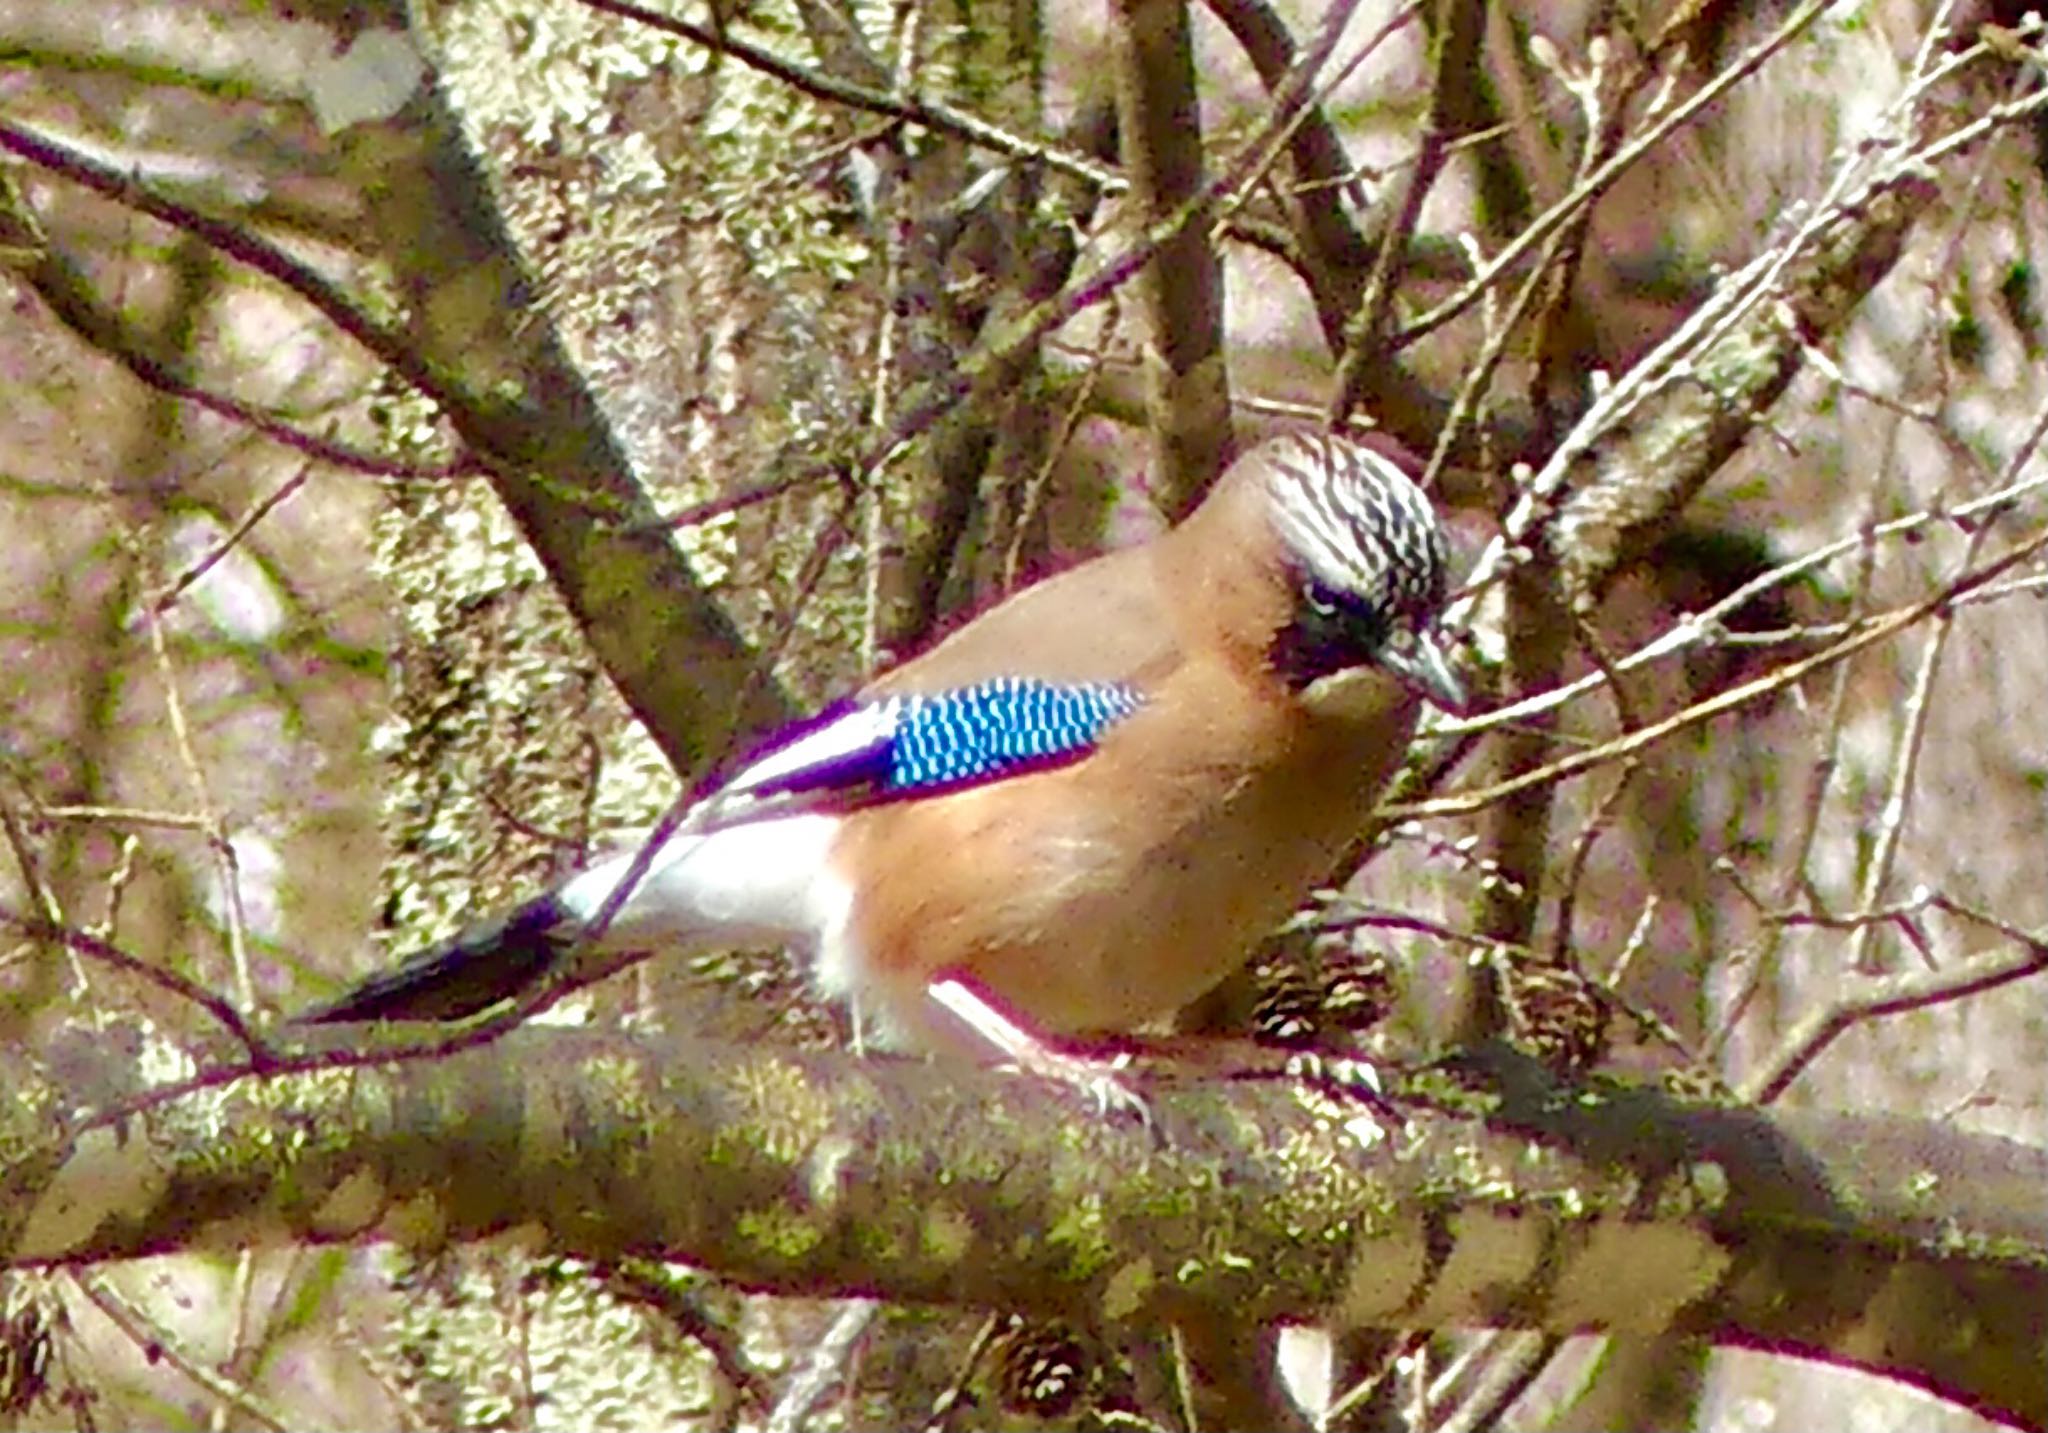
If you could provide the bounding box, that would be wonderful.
[1743,894,2048,1105]
[0,909,265,1055]
[1390,0,1831,353]
[73,1273,293,1433]
[1328,0,1475,421]
[1393,521,2048,819]
[147,469,312,616]
[1433,455,2048,743]
[571,0,1122,192]
[135,538,254,1012]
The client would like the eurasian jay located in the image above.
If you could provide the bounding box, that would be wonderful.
[300,431,1464,1060]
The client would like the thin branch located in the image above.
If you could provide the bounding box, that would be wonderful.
[135,535,255,1011]
[1388,0,1831,353]
[21,805,219,832]
[1545,716,1639,970]
[1200,0,1379,280]
[1743,899,2048,1105]
[1705,501,1886,1062]
[571,0,1123,192]
[147,469,311,616]
[1392,522,2048,819]
[0,120,460,437]
[1845,524,1983,975]
[1431,422,2048,744]
[72,1274,293,1433]
[1004,295,1118,587]
[14,258,474,479]
[0,909,265,1056]
[1328,0,1474,421]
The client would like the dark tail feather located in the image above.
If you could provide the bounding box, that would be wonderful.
[296,893,575,1024]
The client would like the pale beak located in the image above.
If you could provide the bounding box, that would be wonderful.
[1381,626,1467,714]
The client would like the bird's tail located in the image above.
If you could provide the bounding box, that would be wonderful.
[295,815,838,1025]
[294,892,574,1025]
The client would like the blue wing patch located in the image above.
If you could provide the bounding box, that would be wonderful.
[725,677,1144,808]
[888,678,1145,791]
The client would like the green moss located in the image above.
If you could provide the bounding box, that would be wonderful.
[1044,1191,1115,1281]
[736,1204,824,1261]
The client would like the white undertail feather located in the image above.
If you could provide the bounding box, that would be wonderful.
[556,814,852,959]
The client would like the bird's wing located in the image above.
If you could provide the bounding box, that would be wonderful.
[704,539,1179,822]
[867,540,1182,694]
[714,676,1147,818]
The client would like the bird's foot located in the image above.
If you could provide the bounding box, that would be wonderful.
[926,977,1154,1131]
[1011,1041,1152,1128]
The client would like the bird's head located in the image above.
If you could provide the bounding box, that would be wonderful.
[1256,432,1467,714]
